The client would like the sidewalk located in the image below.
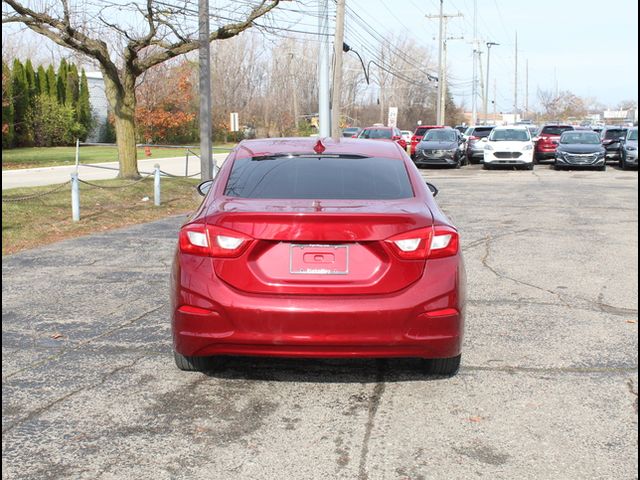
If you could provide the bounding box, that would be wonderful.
[2,154,229,190]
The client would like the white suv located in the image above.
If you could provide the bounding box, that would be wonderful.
[482,126,534,170]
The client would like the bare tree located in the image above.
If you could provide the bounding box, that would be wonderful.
[2,0,281,177]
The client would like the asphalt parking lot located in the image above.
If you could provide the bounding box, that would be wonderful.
[2,164,638,480]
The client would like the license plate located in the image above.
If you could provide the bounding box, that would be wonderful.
[289,244,349,275]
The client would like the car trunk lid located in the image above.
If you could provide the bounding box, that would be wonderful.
[206,198,433,295]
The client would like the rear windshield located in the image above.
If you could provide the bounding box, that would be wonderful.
[540,125,573,136]
[604,129,627,139]
[424,129,456,142]
[415,127,430,136]
[359,128,392,139]
[560,132,600,145]
[628,129,638,141]
[489,129,530,142]
[472,127,494,137]
[225,156,414,200]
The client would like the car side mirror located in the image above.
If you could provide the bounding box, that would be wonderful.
[532,136,540,142]
[392,135,401,141]
[426,182,439,197]
[197,179,214,197]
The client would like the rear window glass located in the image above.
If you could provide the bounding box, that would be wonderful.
[604,129,627,139]
[415,127,429,136]
[473,127,494,137]
[225,157,414,200]
[540,126,573,136]
[359,128,392,139]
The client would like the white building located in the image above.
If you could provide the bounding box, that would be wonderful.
[85,71,109,142]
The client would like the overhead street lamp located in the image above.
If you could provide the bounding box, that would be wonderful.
[484,42,499,124]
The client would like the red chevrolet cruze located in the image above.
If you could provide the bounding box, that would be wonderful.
[171,137,466,375]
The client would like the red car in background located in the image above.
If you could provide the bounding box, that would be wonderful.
[357,125,407,150]
[534,124,574,163]
[171,137,466,376]
[410,125,446,158]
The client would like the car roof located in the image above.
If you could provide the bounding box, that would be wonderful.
[493,125,529,130]
[235,137,406,160]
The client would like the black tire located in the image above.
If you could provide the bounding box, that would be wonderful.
[526,163,534,170]
[483,163,491,170]
[423,354,461,376]
[173,351,214,371]
[554,164,562,171]
[598,164,607,172]
[454,157,461,169]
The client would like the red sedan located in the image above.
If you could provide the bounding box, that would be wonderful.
[171,137,466,375]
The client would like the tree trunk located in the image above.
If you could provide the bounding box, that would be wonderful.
[102,69,140,179]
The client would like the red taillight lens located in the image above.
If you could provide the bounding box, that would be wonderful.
[385,226,459,260]
[179,223,252,257]
[428,226,459,259]
[470,136,479,141]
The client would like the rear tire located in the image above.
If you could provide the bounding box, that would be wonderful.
[423,354,461,376]
[174,351,215,372]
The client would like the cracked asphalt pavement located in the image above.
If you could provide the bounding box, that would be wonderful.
[2,165,638,479]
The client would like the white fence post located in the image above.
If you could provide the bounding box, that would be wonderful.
[74,138,80,176]
[71,173,80,221]
[154,164,161,206]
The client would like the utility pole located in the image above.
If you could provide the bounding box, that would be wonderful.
[478,50,484,123]
[514,31,518,118]
[198,0,213,180]
[484,42,498,123]
[331,0,346,140]
[493,78,497,121]
[471,0,478,125]
[525,59,529,119]
[426,5,463,125]
[441,31,464,125]
[318,0,331,137]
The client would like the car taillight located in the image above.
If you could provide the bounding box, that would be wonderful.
[428,226,459,259]
[470,136,479,141]
[179,223,252,257]
[385,226,459,260]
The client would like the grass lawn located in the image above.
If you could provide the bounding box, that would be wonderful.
[2,177,202,255]
[2,144,236,170]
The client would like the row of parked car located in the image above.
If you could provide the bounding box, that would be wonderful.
[342,124,638,171]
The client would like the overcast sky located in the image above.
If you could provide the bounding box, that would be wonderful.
[345,0,639,111]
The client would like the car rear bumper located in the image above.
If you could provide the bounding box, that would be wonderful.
[535,151,556,159]
[171,253,465,360]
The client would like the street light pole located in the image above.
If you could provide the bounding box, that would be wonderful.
[484,42,498,124]
[331,0,346,140]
